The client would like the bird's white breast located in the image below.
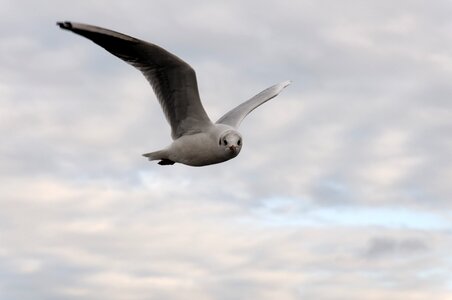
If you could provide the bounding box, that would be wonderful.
[167,125,237,166]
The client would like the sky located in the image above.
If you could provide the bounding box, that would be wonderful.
[1,0,452,299]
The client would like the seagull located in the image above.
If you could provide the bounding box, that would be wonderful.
[57,21,290,167]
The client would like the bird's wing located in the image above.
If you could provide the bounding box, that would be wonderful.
[216,81,291,128]
[57,21,213,139]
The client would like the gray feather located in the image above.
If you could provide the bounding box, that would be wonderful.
[216,81,291,128]
[57,21,213,139]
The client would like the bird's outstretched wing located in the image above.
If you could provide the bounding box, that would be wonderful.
[57,21,213,139]
[216,81,291,128]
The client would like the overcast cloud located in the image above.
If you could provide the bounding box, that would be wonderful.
[1,0,452,299]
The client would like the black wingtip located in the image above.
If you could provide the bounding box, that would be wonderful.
[57,21,72,30]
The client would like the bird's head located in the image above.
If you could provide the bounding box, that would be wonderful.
[218,130,242,157]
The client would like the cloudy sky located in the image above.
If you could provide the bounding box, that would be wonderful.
[1,0,452,299]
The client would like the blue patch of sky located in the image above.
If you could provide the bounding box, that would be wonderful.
[248,197,451,230]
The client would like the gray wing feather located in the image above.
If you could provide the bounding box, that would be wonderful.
[57,21,212,139]
[216,81,291,128]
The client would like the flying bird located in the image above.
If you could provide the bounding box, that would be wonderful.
[57,21,290,166]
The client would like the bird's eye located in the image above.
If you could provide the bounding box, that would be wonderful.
[237,139,241,146]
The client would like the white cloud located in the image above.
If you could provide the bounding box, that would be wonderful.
[1,0,452,299]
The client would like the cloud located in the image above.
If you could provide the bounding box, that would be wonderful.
[1,0,452,299]
[364,237,429,258]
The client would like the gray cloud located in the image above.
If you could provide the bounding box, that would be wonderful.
[364,236,429,258]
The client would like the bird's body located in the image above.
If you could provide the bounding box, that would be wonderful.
[57,21,290,167]
[147,124,240,166]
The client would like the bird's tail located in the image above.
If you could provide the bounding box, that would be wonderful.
[142,150,175,165]
[142,150,166,161]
